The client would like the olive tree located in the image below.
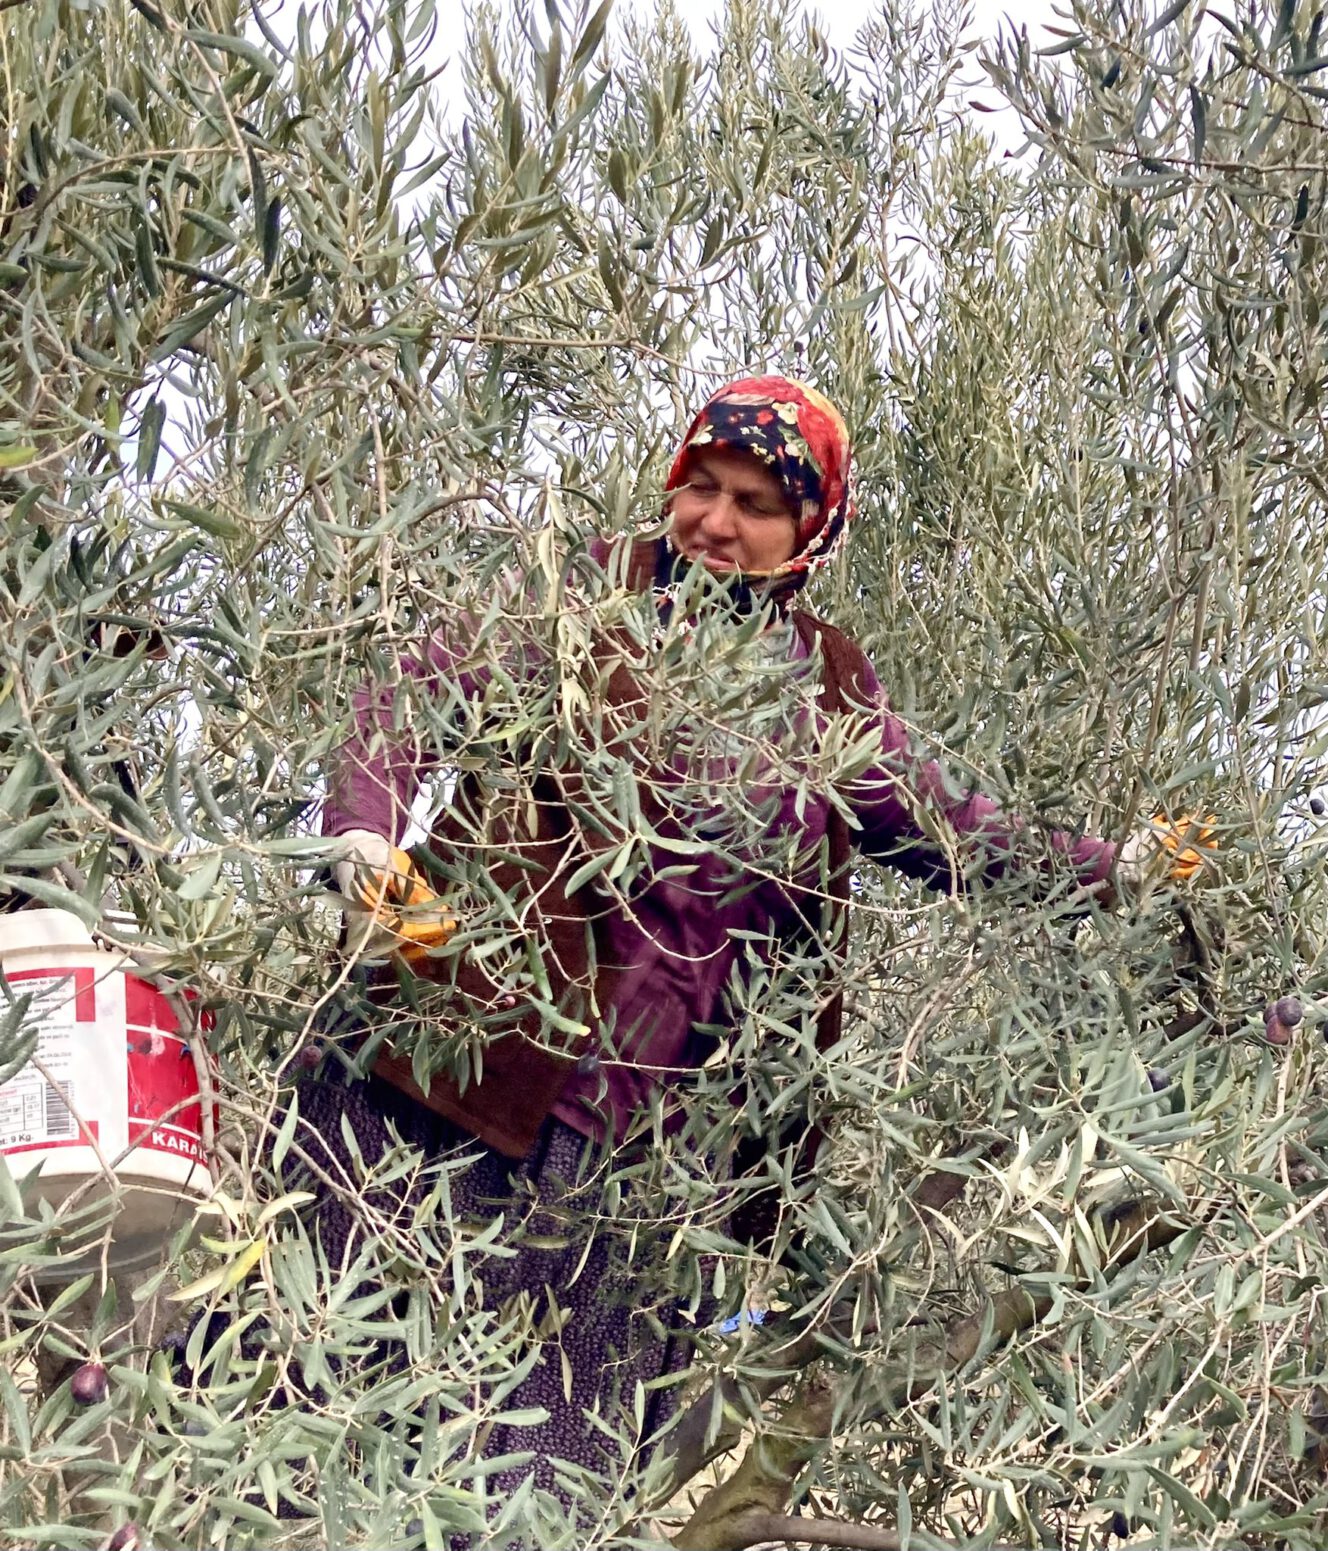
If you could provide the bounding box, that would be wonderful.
[3,0,1328,1546]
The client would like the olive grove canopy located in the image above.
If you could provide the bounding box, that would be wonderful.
[3,0,1328,1546]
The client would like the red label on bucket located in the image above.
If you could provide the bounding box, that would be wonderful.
[125,978,208,1166]
[0,963,212,1166]
[0,917,215,1274]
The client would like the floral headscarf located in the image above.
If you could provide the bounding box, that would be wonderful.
[663,374,855,604]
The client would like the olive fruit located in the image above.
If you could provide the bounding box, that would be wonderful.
[1276,996,1304,1027]
[1110,1509,1132,1537]
[297,1042,323,1070]
[70,1361,108,1405]
[107,1525,141,1551]
[1264,1004,1292,1046]
[1312,797,1326,817]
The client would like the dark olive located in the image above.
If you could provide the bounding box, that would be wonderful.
[1147,1068,1170,1092]
[1276,996,1304,1027]
[70,1361,109,1405]
[107,1525,141,1551]
[1110,1509,1132,1537]
[297,1042,323,1069]
[1311,797,1325,816]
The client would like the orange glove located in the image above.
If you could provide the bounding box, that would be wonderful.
[1154,813,1216,882]
[1118,813,1216,886]
[332,830,457,953]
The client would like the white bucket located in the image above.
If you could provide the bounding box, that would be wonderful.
[0,909,214,1277]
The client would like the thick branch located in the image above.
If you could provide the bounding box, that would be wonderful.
[655,1139,1012,1507]
[671,1201,1189,1550]
[895,1201,1186,1407]
[732,1511,1022,1551]
[669,1374,837,1551]
[909,1136,1010,1215]
[723,1515,910,1551]
[654,1319,827,1513]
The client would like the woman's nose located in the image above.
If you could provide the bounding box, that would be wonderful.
[701,492,739,536]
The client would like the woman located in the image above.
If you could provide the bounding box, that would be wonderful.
[299,377,1161,1527]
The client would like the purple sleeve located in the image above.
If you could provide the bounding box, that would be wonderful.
[322,544,615,844]
[848,657,1116,892]
[321,630,486,844]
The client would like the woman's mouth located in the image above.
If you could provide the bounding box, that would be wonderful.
[686,548,738,570]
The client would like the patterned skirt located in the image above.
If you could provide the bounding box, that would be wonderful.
[229,1071,697,1546]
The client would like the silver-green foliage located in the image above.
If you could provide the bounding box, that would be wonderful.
[2,0,1328,1545]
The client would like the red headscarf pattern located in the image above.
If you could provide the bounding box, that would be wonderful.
[664,375,855,597]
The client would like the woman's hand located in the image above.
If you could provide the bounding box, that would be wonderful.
[1116,813,1217,891]
[331,828,457,954]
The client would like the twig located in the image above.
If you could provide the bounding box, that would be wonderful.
[180,994,220,1187]
[450,328,682,367]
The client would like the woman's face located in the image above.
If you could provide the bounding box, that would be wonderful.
[668,447,799,574]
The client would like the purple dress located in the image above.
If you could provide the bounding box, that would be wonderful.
[322,616,1114,1142]
[306,594,1115,1534]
